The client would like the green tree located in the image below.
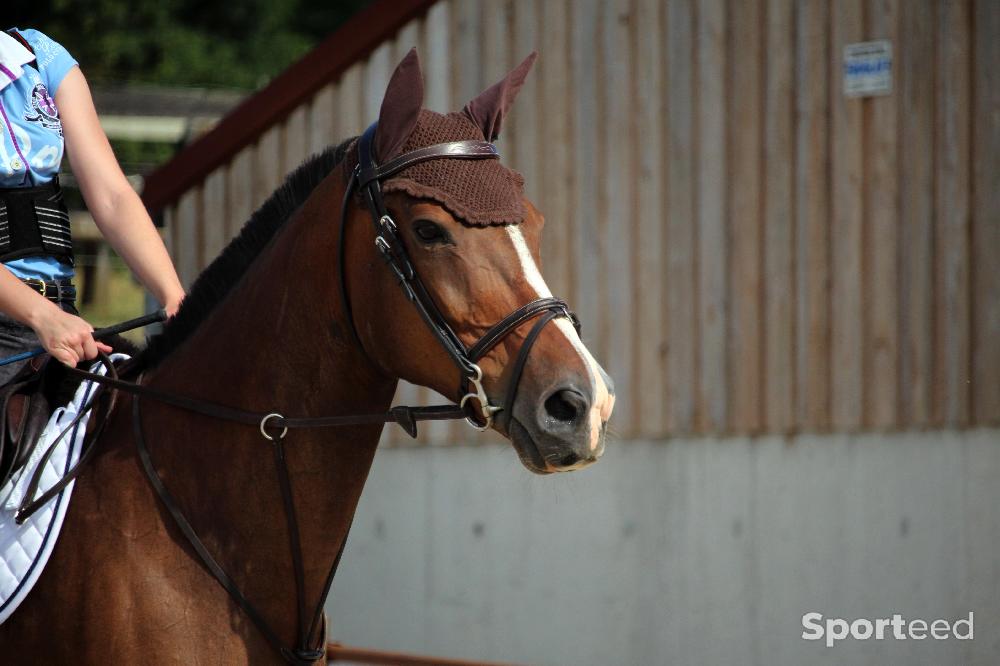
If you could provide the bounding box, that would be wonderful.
[11,0,368,88]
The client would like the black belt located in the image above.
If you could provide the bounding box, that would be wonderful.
[20,277,76,303]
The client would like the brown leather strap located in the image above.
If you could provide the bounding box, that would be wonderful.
[500,310,560,429]
[16,356,120,523]
[357,140,498,187]
[466,297,576,362]
[59,365,467,435]
[132,389,321,665]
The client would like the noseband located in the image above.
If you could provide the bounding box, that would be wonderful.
[339,122,578,430]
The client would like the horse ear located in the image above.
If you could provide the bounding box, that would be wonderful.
[463,52,537,142]
[375,48,424,162]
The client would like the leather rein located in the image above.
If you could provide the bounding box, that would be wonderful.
[14,124,577,665]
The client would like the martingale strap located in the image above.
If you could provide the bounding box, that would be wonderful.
[16,357,457,666]
[132,387,329,666]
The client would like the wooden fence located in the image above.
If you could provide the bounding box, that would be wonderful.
[154,0,999,442]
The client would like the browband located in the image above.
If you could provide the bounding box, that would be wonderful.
[357,139,498,187]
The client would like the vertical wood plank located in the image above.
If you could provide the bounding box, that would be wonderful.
[421,1,452,445]
[364,43,393,126]
[384,18,425,446]
[481,1,513,82]
[335,65,365,140]
[253,126,284,211]
[795,0,831,430]
[385,17,431,447]
[395,18,421,57]
[696,0,729,432]
[450,0,482,103]
[972,0,1000,425]
[444,2,509,447]
[511,0,540,201]
[443,4,508,447]
[763,0,796,432]
[447,0,489,448]
[571,0,602,410]
[864,0,899,429]
[175,187,201,288]
[728,0,764,433]
[201,167,228,269]
[392,19,422,79]
[506,5,542,471]
[633,0,666,437]
[829,0,864,430]
[307,84,337,155]
[934,0,971,426]
[424,2,452,114]
[599,0,633,433]
[897,0,934,428]
[282,105,310,173]
[538,0,571,299]
[665,0,697,434]
[226,147,254,241]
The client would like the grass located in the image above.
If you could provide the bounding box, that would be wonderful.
[74,257,151,346]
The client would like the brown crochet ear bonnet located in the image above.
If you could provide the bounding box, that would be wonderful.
[349,49,537,227]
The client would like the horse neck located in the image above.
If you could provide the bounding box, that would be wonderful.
[137,172,397,648]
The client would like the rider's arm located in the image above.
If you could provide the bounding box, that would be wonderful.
[56,66,185,317]
[0,266,110,366]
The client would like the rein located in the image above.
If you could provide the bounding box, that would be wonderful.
[15,124,578,665]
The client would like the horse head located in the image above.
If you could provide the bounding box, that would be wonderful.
[341,50,615,473]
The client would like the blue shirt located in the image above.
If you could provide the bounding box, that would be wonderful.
[0,28,78,281]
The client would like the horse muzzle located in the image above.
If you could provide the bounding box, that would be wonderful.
[506,377,613,474]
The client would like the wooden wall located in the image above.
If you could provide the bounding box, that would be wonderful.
[160,0,999,443]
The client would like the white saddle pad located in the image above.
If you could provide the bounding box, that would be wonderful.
[0,355,127,624]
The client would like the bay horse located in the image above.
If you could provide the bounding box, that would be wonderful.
[0,50,614,664]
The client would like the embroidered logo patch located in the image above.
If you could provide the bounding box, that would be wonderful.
[24,83,62,135]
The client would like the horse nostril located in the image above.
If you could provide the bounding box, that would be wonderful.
[543,388,587,425]
[557,452,581,467]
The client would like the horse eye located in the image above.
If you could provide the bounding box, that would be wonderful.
[413,220,449,244]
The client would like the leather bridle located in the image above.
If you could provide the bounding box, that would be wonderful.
[13,123,578,665]
[339,122,578,430]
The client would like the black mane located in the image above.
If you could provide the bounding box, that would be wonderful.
[137,137,355,369]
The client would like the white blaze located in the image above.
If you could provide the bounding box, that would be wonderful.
[505,226,613,452]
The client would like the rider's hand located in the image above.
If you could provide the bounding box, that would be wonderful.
[163,293,184,318]
[30,303,113,367]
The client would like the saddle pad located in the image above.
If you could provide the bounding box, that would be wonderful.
[0,354,127,624]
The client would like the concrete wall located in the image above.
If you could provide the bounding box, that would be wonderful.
[325,430,1000,666]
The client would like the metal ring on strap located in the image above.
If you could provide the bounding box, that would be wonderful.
[259,413,288,441]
